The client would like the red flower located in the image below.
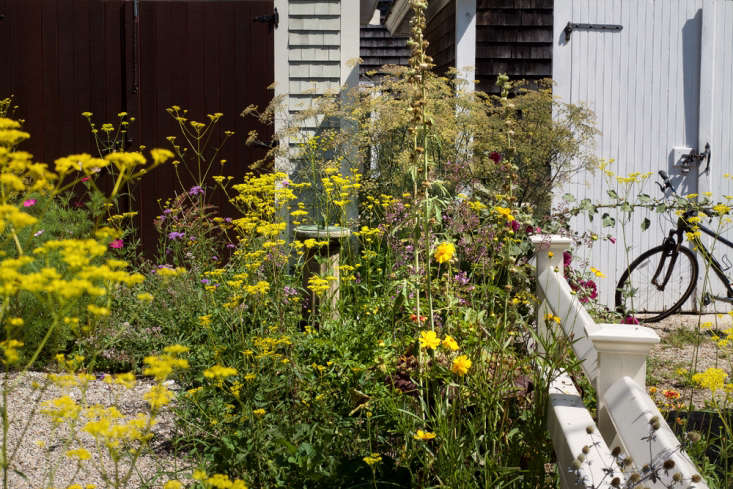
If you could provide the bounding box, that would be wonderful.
[81,177,90,182]
[410,314,427,323]
[621,316,640,325]
[109,239,124,249]
[489,151,502,164]
[663,389,680,400]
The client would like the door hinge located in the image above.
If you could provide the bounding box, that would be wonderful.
[254,8,278,29]
[564,22,623,42]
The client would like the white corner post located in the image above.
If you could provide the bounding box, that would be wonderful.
[273,0,291,175]
[454,0,476,92]
[589,325,660,444]
[340,0,361,223]
[531,235,572,352]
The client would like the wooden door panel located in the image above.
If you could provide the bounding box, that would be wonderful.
[133,0,275,251]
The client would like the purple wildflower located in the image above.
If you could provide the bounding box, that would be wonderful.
[454,271,470,286]
[189,185,204,196]
[168,231,185,240]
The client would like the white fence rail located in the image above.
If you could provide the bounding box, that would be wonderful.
[532,235,709,489]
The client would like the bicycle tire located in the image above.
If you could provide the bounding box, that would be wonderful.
[615,245,699,323]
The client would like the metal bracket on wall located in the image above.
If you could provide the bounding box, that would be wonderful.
[564,22,622,41]
[254,8,279,29]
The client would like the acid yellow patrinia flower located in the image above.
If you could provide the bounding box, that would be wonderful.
[692,367,728,392]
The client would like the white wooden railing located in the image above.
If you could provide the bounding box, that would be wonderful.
[532,235,709,489]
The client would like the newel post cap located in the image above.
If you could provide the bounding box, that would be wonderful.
[529,234,573,250]
[589,323,660,354]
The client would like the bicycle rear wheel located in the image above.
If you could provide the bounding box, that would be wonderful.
[615,245,698,323]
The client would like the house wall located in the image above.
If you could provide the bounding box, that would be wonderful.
[273,0,360,174]
[476,0,553,93]
[360,25,409,78]
[554,0,708,310]
[426,1,456,76]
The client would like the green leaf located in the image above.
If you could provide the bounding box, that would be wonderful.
[641,217,650,231]
[638,193,651,204]
[620,202,632,213]
[602,213,615,227]
[655,203,667,213]
[562,193,576,203]
[606,189,618,200]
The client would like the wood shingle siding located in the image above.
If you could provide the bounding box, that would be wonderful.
[475,0,553,93]
[359,25,409,77]
[425,0,455,76]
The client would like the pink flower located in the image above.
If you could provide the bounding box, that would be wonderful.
[621,316,639,325]
[109,239,124,249]
[509,220,520,232]
[81,177,90,182]
[608,236,616,244]
[22,199,36,207]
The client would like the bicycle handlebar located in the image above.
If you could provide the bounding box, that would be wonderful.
[658,170,673,191]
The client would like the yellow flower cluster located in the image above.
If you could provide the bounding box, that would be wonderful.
[192,470,248,489]
[143,345,190,382]
[363,453,382,466]
[493,206,515,223]
[451,355,472,376]
[414,429,436,440]
[433,242,456,264]
[203,365,238,379]
[307,274,334,295]
[692,367,728,392]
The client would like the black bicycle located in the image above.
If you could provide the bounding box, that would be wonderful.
[615,170,733,322]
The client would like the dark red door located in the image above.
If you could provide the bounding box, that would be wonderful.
[129,1,275,249]
[0,0,127,163]
[0,0,274,252]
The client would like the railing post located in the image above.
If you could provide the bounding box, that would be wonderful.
[590,325,660,443]
[531,235,572,351]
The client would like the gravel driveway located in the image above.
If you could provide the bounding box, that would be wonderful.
[645,313,732,409]
[1,371,191,489]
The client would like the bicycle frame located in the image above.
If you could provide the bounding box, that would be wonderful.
[662,215,733,302]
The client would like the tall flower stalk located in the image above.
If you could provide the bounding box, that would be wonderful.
[406,0,436,331]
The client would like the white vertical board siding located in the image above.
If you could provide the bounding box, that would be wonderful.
[554,0,704,310]
[699,0,733,301]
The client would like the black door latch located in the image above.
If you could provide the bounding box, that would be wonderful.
[564,22,622,41]
[254,8,278,29]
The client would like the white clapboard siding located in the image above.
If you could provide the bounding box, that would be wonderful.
[554,0,706,309]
